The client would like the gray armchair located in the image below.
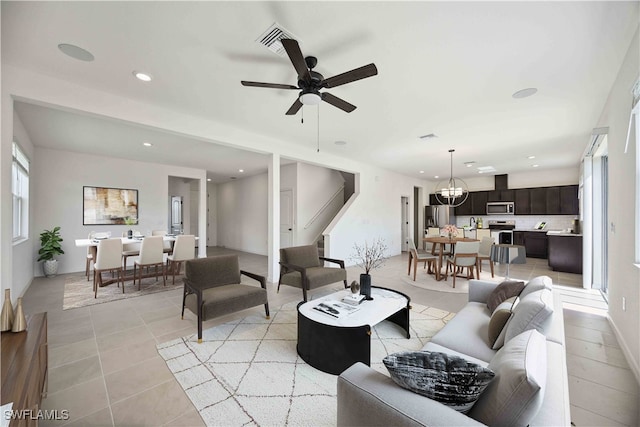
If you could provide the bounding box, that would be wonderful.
[278,245,348,302]
[182,255,269,343]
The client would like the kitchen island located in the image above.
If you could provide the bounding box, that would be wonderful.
[547,231,583,274]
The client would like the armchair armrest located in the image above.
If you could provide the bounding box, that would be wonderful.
[319,256,345,268]
[468,280,500,303]
[241,270,267,289]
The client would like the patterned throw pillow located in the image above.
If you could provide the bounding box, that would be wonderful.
[486,280,525,312]
[383,351,495,413]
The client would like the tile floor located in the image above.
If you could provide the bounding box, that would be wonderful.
[19,247,639,426]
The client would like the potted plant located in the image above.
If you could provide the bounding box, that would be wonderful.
[37,226,64,277]
[350,238,389,300]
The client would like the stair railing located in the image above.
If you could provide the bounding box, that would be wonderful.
[304,186,345,230]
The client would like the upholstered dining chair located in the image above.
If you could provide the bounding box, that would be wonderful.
[152,230,173,254]
[133,236,166,289]
[93,238,124,298]
[85,232,96,281]
[444,240,480,288]
[182,255,269,343]
[477,236,495,278]
[166,234,196,285]
[278,245,348,302]
[407,238,437,281]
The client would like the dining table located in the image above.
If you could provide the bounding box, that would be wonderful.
[422,236,480,281]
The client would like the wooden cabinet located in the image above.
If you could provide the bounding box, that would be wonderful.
[454,194,472,215]
[513,231,525,246]
[546,187,561,215]
[1,313,48,427]
[524,232,548,259]
[548,234,583,273]
[515,189,531,215]
[529,188,547,215]
[560,186,579,215]
[471,191,488,216]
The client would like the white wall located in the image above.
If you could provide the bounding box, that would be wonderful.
[207,182,217,247]
[594,29,640,378]
[11,110,36,298]
[32,147,206,275]
[296,163,345,246]
[216,173,268,255]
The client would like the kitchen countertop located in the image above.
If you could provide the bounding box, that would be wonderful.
[513,229,550,233]
[546,231,583,237]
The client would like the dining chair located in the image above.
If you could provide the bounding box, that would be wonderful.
[133,236,166,290]
[152,230,173,254]
[85,232,96,281]
[407,238,437,281]
[166,234,196,285]
[93,238,124,298]
[477,236,495,277]
[444,241,480,288]
[426,227,441,253]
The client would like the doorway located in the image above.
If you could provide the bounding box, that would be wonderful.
[171,196,183,235]
[280,189,294,248]
[401,196,409,252]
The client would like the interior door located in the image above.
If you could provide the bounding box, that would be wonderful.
[171,196,183,235]
[401,196,409,251]
[280,189,294,248]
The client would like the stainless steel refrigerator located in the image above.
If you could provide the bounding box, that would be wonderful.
[425,205,456,228]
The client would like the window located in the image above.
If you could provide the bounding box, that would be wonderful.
[12,141,29,242]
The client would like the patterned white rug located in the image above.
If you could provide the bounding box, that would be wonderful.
[157,300,454,426]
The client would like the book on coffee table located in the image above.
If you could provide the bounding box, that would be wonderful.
[342,294,366,305]
[313,300,361,318]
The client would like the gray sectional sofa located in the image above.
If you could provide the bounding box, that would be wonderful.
[337,276,570,427]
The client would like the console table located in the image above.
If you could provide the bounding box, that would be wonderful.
[1,312,48,426]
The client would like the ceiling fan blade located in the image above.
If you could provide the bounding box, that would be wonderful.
[321,92,356,113]
[285,98,303,115]
[281,39,312,82]
[322,63,378,88]
[241,81,298,90]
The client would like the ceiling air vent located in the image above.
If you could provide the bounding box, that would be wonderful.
[256,23,298,56]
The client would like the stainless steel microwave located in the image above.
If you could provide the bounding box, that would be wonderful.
[487,202,515,215]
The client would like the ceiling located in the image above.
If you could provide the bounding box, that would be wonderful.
[3,1,638,181]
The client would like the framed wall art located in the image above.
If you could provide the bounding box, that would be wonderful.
[83,186,138,225]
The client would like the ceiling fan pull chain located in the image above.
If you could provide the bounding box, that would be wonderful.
[317,105,320,153]
[301,106,304,124]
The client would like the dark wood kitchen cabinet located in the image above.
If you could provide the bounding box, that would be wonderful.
[560,185,579,215]
[472,191,488,216]
[524,232,548,259]
[455,195,472,215]
[548,234,583,273]
[513,231,525,246]
[546,187,561,215]
[515,189,531,215]
[529,188,547,215]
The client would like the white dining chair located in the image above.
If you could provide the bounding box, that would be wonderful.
[152,230,173,254]
[444,241,480,288]
[166,235,196,285]
[477,236,495,277]
[93,238,124,298]
[134,236,165,290]
[85,232,96,281]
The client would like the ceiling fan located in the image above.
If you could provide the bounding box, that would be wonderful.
[241,39,377,115]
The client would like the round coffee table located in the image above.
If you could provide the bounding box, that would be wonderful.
[296,286,411,375]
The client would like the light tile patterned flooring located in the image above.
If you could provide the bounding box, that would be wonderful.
[20,247,639,426]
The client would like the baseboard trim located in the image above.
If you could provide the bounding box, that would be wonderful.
[606,314,640,384]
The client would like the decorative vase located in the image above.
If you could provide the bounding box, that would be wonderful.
[1,289,14,332]
[448,232,454,241]
[43,259,58,277]
[359,273,373,300]
[127,229,133,238]
[11,297,26,333]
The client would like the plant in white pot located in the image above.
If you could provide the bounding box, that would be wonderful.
[37,226,64,277]
[350,238,388,300]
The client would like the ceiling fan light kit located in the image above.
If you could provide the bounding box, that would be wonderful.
[241,38,377,115]
[434,149,469,207]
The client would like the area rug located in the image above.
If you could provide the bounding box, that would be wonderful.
[401,272,470,293]
[63,270,183,310]
[157,301,454,426]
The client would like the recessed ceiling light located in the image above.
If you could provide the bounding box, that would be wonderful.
[477,166,497,173]
[512,88,538,99]
[419,171,425,174]
[419,134,438,140]
[478,171,484,174]
[58,43,94,61]
[434,175,439,179]
[334,140,347,146]
[532,164,539,168]
[238,169,244,173]
[143,142,152,147]
[528,155,536,159]
[207,178,212,182]
[133,71,153,82]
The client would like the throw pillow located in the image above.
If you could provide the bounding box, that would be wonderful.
[504,289,554,343]
[486,280,525,312]
[519,276,552,299]
[468,330,547,427]
[383,351,495,413]
[488,296,519,349]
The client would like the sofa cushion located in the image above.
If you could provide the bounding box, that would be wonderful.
[519,275,552,299]
[430,302,497,363]
[488,296,519,349]
[504,289,553,343]
[469,330,547,427]
[383,351,495,413]
[486,280,525,312]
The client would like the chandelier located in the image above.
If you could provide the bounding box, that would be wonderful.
[434,149,469,207]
